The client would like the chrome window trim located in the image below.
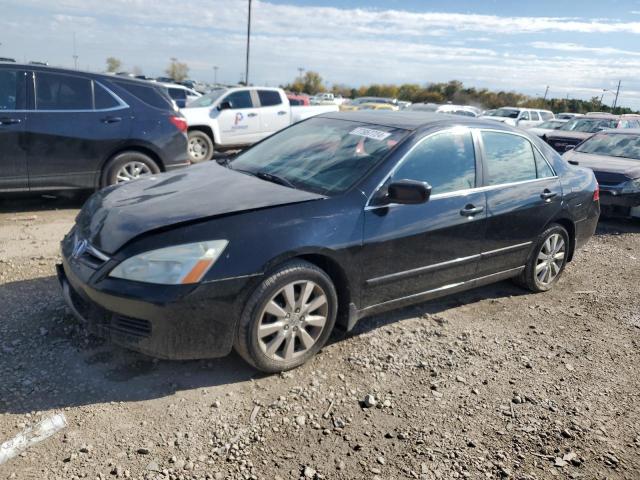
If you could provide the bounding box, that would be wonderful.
[365,126,558,211]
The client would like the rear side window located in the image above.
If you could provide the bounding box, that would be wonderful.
[94,82,120,110]
[393,130,476,195]
[222,90,253,109]
[168,88,187,100]
[258,90,282,107]
[0,69,25,110]
[540,111,554,121]
[115,81,174,110]
[530,111,540,121]
[481,132,537,185]
[534,149,555,178]
[35,72,92,110]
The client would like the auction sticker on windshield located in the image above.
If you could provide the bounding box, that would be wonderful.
[350,127,391,141]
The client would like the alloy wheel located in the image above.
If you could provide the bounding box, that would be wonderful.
[535,233,565,285]
[115,161,152,183]
[257,280,328,362]
[188,137,209,161]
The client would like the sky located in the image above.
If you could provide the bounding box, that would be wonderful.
[2,0,640,108]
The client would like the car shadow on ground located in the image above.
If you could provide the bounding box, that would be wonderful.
[0,274,526,414]
[0,192,91,213]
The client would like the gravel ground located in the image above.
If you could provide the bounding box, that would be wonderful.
[1,193,639,480]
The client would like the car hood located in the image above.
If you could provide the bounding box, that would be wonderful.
[181,106,213,125]
[76,163,326,254]
[564,151,640,184]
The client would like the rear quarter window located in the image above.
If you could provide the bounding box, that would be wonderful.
[114,81,174,110]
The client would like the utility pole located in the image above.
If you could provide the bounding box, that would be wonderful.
[245,0,252,86]
[297,67,304,79]
[543,85,549,101]
[612,80,621,110]
[72,32,78,70]
[213,65,219,85]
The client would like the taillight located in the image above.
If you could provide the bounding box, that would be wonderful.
[169,115,188,133]
[593,185,600,202]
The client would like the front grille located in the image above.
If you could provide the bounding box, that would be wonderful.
[111,316,152,338]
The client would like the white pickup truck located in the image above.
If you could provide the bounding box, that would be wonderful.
[181,87,339,162]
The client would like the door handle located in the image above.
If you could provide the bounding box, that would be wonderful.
[0,117,21,126]
[277,111,287,115]
[247,113,258,118]
[460,204,485,217]
[540,189,557,201]
[101,116,122,124]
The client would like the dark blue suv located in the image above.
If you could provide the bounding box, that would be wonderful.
[0,64,190,192]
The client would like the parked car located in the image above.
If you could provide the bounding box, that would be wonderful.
[480,107,554,128]
[57,112,599,372]
[556,113,583,120]
[543,115,640,152]
[181,86,338,162]
[158,82,202,109]
[0,64,190,192]
[435,104,480,117]
[527,119,568,137]
[341,97,398,111]
[286,93,310,106]
[563,129,640,217]
[357,102,398,111]
[0,57,17,63]
[408,102,439,112]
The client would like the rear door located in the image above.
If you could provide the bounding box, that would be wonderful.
[256,89,289,139]
[361,128,488,307]
[26,71,131,189]
[214,89,260,146]
[0,68,27,190]
[477,130,562,276]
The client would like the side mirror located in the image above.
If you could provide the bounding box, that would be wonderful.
[386,180,432,205]
[218,101,232,111]
[567,159,579,165]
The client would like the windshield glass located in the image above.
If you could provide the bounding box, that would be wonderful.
[538,120,562,129]
[186,88,227,108]
[230,117,408,195]
[493,108,520,118]
[560,118,618,133]
[575,133,640,160]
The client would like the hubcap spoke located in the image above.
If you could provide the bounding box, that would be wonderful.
[304,315,326,328]
[298,328,315,349]
[283,333,296,360]
[298,282,315,310]
[266,331,286,355]
[264,300,287,318]
[303,294,327,315]
[283,284,296,311]
[258,321,284,337]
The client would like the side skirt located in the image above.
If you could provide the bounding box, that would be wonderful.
[345,266,524,331]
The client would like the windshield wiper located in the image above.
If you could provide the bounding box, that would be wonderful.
[254,171,297,189]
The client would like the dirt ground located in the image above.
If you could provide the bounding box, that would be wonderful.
[1,193,639,480]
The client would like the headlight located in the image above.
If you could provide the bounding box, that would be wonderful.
[109,240,228,285]
[622,178,640,194]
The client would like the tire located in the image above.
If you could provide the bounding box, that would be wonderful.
[234,260,338,373]
[102,151,160,187]
[514,223,570,292]
[187,130,214,163]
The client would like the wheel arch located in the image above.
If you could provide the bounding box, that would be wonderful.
[549,217,576,262]
[188,125,216,145]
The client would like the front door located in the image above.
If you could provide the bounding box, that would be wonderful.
[26,72,131,189]
[360,128,488,307]
[0,68,27,190]
[477,130,563,276]
[214,89,261,146]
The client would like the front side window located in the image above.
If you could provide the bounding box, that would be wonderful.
[222,90,253,109]
[520,111,530,121]
[392,130,476,195]
[0,69,22,110]
[35,72,92,110]
[482,132,537,185]
[231,117,408,195]
[258,90,282,107]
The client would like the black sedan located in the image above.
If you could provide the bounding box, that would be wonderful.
[57,112,600,372]
[563,129,640,217]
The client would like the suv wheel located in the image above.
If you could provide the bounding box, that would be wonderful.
[515,224,569,292]
[187,130,214,163]
[102,151,160,187]
[234,260,338,373]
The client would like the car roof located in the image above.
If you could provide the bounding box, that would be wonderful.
[320,111,516,131]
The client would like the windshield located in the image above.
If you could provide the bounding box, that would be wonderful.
[230,117,408,195]
[560,118,618,133]
[538,120,563,129]
[186,88,227,108]
[492,108,520,119]
[575,133,640,160]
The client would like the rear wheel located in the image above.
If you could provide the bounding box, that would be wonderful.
[101,151,160,187]
[514,224,569,292]
[187,130,214,163]
[234,260,338,373]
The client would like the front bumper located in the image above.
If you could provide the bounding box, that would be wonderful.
[56,258,256,360]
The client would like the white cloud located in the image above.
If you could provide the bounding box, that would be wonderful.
[531,41,640,57]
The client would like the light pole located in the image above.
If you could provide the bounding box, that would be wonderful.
[612,80,621,110]
[213,65,219,85]
[72,32,78,70]
[543,85,549,101]
[245,0,252,86]
[297,67,304,79]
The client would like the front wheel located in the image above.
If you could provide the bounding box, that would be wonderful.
[234,260,338,373]
[187,130,214,163]
[515,224,569,292]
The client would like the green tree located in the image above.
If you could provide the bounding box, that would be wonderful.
[165,57,189,82]
[105,57,122,73]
